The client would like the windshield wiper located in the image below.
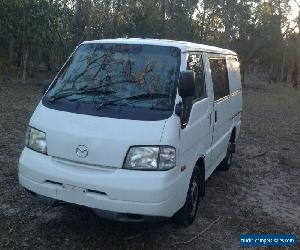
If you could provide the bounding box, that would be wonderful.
[48,88,115,104]
[96,93,169,109]
[127,93,170,100]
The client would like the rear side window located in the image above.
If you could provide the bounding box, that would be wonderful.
[209,58,229,100]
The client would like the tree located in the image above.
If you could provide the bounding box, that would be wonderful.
[0,0,298,84]
[296,1,300,87]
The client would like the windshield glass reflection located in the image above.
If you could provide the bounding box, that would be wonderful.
[46,43,181,110]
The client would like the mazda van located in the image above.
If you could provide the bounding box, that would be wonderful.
[19,38,242,226]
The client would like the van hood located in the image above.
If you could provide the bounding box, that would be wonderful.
[29,103,167,168]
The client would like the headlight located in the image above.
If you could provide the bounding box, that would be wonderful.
[25,127,47,154]
[124,146,176,170]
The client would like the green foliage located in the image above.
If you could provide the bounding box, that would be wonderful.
[0,0,298,81]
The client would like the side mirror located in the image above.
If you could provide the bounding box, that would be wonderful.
[178,70,195,98]
[42,80,52,94]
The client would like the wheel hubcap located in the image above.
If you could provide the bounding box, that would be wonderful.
[189,179,199,216]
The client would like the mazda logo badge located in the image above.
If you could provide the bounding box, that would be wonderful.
[76,145,88,158]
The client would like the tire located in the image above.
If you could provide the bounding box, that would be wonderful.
[173,165,204,226]
[218,140,233,171]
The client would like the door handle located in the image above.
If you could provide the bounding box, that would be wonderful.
[215,110,217,123]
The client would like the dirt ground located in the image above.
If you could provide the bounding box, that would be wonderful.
[0,79,299,249]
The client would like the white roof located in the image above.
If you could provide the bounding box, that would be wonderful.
[82,38,237,55]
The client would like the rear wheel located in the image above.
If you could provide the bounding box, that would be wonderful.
[173,165,204,226]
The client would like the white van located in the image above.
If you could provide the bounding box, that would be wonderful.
[19,38,242,226]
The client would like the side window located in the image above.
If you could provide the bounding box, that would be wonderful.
[209,58,229,101]
[187,54,206,100]
[182,53,206,125]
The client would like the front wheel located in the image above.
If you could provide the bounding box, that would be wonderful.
[173,166,203,226]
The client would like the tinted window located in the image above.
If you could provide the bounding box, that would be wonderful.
[45,43,181,111]
[187,54,206,100]
[182,53,206,124]
[209,58,229,100]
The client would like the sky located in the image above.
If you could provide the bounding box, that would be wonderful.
[289,1,299,32]
[289,1,299,21]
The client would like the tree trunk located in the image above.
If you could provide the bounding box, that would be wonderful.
[281,54,285,82]
[103,0,111,38]
[199,3,207,42]
[223,0,237,49]
[8,37,15,64]
[297,12,300,87]
[241,63,245,86]
[269,64,273,84]
[112,0,121,37]
[22,47,29,83]
[75,0,85,43]
[161,0,166,36]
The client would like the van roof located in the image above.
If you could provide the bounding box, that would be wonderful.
[82,38,237,55]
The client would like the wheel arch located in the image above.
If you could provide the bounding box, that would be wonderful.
[196,156,205,171]
[195,156,205,197]
[230,127,237,153]
[231,127,236,143]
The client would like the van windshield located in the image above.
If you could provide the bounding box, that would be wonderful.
[46,43,181,111]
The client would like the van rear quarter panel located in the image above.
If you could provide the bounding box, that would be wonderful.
[227,56,242,139]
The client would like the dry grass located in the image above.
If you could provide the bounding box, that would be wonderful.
[0,79,299,249]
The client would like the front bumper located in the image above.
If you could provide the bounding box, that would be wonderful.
[18,147,184,217]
